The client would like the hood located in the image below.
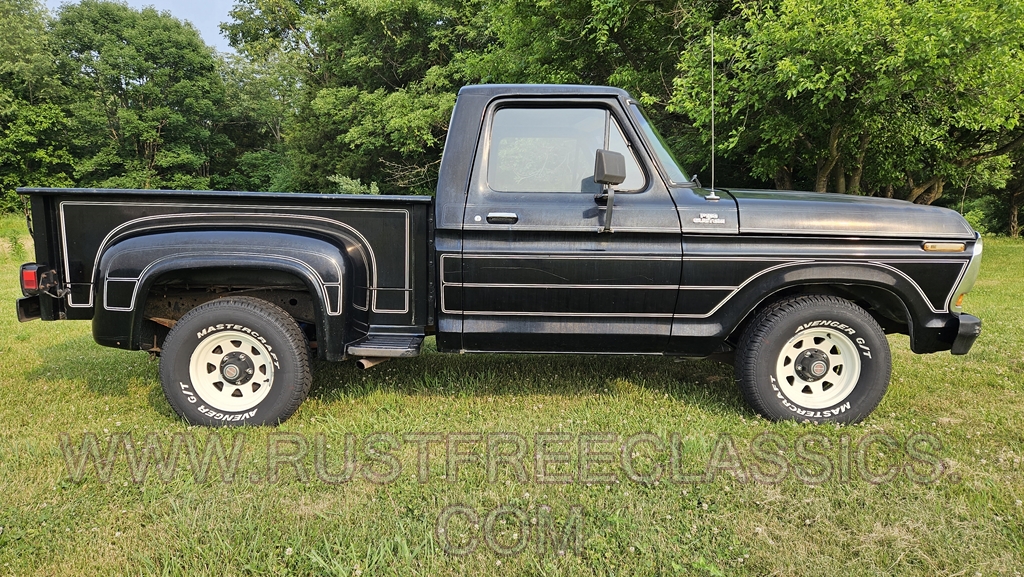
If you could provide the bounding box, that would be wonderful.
[725,189,976,239]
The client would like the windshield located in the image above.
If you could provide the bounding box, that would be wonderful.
[629,103,691,185]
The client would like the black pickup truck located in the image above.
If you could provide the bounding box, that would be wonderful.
[16,84,982,426]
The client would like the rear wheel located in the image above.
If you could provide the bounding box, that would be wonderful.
[735,295,891,424]
[160,296,311,426]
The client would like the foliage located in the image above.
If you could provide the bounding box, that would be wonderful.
[222,0,704,194]
[962,209,988,236]
[50,0,232,190]
[208,51,302,192]
[0,0,74,210]
[1,0,1022,233]
[672,0,1024,202]
[327,175,380,195]
[236,0,482,194]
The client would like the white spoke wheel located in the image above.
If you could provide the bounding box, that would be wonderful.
[735,295,891,424]
[774,327,861,409]
[160,296,311,426]
[189,330,276,412]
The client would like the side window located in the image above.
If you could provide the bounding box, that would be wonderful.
[487,107,645,193]
[608,121,645,192]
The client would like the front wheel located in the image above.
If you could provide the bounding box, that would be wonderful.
[735,295,891,424]
[159,296,311,426]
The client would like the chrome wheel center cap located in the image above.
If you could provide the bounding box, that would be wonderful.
[810,361,827,377]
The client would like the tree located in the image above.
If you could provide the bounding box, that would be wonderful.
[1003,153,1023,238]
[210,52,303,192]
[0,0,73,212]
[272,0,480,194]
[671,0,1024,201]
[223,0,709,194]
[50,0,232,190]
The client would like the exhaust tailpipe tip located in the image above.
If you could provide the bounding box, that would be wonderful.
[357,357,390,370]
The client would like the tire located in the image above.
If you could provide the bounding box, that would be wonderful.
[735,295,891,424]
[159,296,311,426]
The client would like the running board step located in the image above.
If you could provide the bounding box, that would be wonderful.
[347,334,423,358]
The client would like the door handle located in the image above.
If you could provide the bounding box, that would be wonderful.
[486,212,519,225]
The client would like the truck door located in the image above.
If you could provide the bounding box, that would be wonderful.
[451,99,683,352]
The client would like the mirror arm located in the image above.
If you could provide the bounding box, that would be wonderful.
[602,184,615,233]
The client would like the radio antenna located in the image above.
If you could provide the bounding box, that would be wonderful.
[706,27,720,201]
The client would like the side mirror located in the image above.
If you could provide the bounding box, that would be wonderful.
[594,149,626,186]
[593,149,625,233]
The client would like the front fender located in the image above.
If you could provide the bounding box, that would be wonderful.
[670,260,958,355]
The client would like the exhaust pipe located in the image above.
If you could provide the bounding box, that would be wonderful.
[357,357,390,370]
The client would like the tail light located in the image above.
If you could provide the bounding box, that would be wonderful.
[21,265,39,292]
[19,264,55,297]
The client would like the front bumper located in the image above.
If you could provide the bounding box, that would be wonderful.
[911,312,982,355]
[951,314,981,355]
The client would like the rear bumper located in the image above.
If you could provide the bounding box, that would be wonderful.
[16,296,41,322]
[951,314,982,355]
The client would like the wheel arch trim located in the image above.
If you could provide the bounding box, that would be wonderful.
[683,260,947,353]
[92,231,354,357]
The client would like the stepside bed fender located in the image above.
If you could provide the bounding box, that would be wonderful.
[91,230,358,360]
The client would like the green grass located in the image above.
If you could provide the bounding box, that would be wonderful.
[0,212,1022,576]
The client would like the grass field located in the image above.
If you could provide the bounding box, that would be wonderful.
[0,212,1021,576]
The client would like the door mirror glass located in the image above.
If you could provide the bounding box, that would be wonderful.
[594,149,626,186]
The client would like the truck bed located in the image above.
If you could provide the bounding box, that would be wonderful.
[20,187,433,358]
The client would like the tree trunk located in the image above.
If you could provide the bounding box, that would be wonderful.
[905,175,942,203]
[814,124,842,192]
[883,184,893,198]
[834,157,847,194]
[774,165,794,190]
[848,133,871,194]
[917,179,945,204]
[1011,187,1022,238]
